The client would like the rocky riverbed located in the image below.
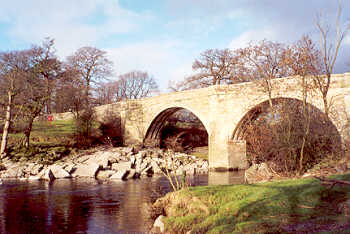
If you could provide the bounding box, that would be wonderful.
[0,147,209,181]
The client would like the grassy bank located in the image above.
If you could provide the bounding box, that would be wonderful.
[155,174,350,233]
[2,120,76,164]
[7,119,75,145]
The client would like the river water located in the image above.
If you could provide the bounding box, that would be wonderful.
[0,171,244,233]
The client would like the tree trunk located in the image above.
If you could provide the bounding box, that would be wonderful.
[24,118,34,148]
[322,94,329,118]
[0,92,13,157]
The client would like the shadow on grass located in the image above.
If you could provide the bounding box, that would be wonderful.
[178,175,350,233]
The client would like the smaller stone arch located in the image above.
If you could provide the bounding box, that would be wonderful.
[144,107,209,147]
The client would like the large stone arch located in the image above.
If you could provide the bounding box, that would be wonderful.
[229,97,342,166]
[231,97,340,140]
[144,106,209,146]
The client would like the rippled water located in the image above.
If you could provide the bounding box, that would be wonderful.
[0,171,244,233]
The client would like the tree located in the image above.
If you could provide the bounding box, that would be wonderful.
[235,40,291,108]
[169,49,242,91]
[287,35,320,174]
[31,38,61,114]
[95,70,158,105]
[0,50,27,156]
[114,70,158,101]
[52,65,84,113]
[66,46,113,106]
[315,2,350,117]
[19,43,62,148]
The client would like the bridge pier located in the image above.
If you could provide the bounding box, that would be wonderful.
[208,138,248,171]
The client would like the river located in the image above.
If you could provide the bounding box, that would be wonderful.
[0,171,244,233]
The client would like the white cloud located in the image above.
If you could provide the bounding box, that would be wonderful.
[0,0,149,57]
[229,27,279,50]
[106,40,195,92]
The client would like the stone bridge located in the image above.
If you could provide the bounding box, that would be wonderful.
[86,73,350,170]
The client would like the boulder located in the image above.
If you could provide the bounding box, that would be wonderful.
[126,169,137,179]
[244,163,274,184]
[64,164,76,174]
[49,165,71,179]
[42,168,55,181]
[153,215,165,233]
[96,170,115,179]
[28,175,41,180]
[3,167,24,178]
[108,152,121,164]
[31,164,44,175]
[111,161,132,171]
[151,161,162,174]
[72,163,100,178]
[110,170,129,180]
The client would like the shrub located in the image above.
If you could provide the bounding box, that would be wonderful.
[98,109,123,147]
[243,99,340,174]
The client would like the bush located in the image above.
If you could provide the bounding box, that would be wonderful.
[74,107,98,148]
[243,99,341,174]
[98,109,123,147]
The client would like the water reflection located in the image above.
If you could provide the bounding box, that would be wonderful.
[0,172,244,233]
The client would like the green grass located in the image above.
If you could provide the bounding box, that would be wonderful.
[1,120,77,163]
[160,174,350,233]
[32,119,76,136]
[6,119,76,145]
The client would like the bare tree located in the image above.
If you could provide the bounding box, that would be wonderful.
[53,65,84,114]
[236,40,291,108]
[31,38,61,114]
[19,44,62,148]
[0,50,27,156]
[315,2,350,117]
[95,81,117,105]
[169,49,241,91]
[114,70,158,101]
[288,35,320,174]
[66,46,113,106]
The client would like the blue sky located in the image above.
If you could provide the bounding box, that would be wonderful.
[0,0,349,92]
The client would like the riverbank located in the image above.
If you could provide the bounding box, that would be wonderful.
[0,146,208,181]
[152,173,350,233]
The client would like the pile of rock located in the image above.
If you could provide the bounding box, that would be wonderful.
[0,147,209,181]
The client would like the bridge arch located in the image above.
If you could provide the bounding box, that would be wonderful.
[144,106,209,147]
[232,97,340,139]
[231,97,341,163]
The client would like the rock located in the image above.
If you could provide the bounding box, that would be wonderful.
[153,215,165,233]
[136,161,149,173]
[126,169,137,179]
[3,167,24,178]
[151,161,162,174]
[96,170,115,179]
[111,161,132,171]
[201,161,209,169]
[75,155,90,164]
[244,163,274,183]
[64,164,76,174]
[49,165,71,179]
[108,152,121,164]
[110,170,129,180]
[43,168,55,181]
[28,175,41,180]
[72,163,100,178]
[130,155,136,166]
[31,164,44,175]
